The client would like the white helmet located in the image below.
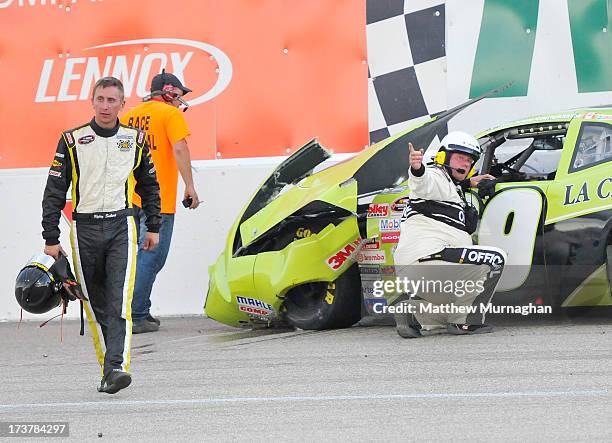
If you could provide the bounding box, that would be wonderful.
[438,131,481,163]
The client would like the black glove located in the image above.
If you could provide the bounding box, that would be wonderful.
[50,254,88,301]
[477,179,497,199]
[464,206,479,234]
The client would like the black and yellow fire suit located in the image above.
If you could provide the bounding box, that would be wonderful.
[42,118,161,379]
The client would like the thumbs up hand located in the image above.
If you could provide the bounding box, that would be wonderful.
[409,143,424,170]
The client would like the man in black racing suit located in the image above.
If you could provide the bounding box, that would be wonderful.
[41,77,161,394]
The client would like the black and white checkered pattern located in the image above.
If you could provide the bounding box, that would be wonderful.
[367,0,447,144]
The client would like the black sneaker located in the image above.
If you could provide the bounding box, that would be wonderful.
[98,370,132,394]
[146,314,161,326]
[132,320,159,334]
[394,307,422,339]
[447,323,494,335]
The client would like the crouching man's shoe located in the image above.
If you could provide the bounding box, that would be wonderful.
[98,369,132,394]
[447,323,494,335]
[394,310,422,339]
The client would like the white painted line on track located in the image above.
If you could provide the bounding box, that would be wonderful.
[0,389,607,410]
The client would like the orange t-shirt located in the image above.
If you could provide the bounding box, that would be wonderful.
[121,100,190,213]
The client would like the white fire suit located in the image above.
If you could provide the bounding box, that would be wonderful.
[393,164,507,330]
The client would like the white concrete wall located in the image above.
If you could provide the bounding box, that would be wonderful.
[0,155,353,321]
[0,158,279,320]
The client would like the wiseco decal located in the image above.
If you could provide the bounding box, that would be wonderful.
[367,203,389,218]
[35,38,232,107]
[327,237,362,270]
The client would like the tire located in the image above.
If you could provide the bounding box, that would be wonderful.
[283,264,362,330]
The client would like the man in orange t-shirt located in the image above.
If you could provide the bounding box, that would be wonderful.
[121,70,200,333]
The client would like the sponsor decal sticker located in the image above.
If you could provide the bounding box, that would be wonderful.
[236,296,275,318]
[48,170,61,177]
[51,159,63,168]
[367,203,389,218]
[118,139,133,152]
[361,282,375,297]
[296,227,312,238]
[380,265,396,275]
[78,135,95,145]
[363,239,380,250]
[381,231,400,244]
[391,197,409,213]
[64,132,74,145]
[357,250,386,264]
[379,218,401,232]
[359,265,381,275]
[364,297,388,313]
[55,152,64,158]
[327,237,362,270]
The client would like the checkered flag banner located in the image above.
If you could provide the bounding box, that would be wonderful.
[367,0,448,144]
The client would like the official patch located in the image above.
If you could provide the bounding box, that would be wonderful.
[52,159,63,168]
[137,131,145,145]
[55,152,65,159]
[49,170,62,177]
[118,139,132,152]
[64,132,74,145]
[78,135,95,145]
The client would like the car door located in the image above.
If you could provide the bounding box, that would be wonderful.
[544,118,612,307]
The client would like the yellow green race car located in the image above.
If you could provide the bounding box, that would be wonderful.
[205,97,612,330]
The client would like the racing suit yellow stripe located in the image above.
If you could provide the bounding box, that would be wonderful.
[70,222,105,373]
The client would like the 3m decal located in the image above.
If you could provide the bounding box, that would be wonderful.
[327,237,362,270]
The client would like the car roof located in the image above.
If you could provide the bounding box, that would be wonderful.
[476,107,612,137]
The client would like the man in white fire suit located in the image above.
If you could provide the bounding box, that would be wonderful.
[392,131,507,338]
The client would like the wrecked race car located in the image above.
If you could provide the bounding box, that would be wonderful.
[205,95,612,330]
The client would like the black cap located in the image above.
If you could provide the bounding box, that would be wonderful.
[150,69,192,96]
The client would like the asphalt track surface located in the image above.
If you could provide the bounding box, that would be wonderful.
[1,314,612,441]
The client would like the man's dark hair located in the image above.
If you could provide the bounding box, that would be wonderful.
[92,77,125,101]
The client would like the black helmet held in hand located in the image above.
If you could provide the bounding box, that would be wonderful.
[15,253,86,314]
[15,254,62,314]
